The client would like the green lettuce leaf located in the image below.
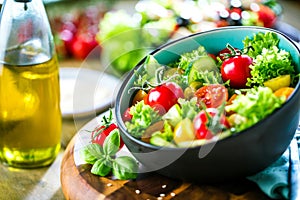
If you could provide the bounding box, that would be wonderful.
[225,87,285,132]
[125,100,161,138]
[178,46,208,71]
[179,97,201,120]
[246,46,295,87]
[243,32,279,58]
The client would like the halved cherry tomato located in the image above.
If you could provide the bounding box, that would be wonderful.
[195,84,228,108]
[193,108,230,140]
[221,55,252,88]
[145,82,184,115]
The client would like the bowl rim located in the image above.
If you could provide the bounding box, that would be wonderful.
[115,26,300,151]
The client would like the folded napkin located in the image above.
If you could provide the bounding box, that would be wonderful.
[247,131,300,199]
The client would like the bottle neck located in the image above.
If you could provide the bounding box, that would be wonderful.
[0,0,55,65]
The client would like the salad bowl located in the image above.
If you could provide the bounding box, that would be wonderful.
[115,26,300,182]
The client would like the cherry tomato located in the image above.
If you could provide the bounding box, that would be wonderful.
[221,55,252,88]
[195,84,228,108]
[132,90,148,105]
[92,123,117,144]
[122,107,132,122]
[91,112,124,149]
[164,82,184,99]
[193,108,230,140]
[145,82,184,115]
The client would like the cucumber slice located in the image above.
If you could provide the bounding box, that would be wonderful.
[150,134,176,147]
[188,56,217,83]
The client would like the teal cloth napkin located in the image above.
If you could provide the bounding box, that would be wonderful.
[247,133,300,199]
[247,148,290,199]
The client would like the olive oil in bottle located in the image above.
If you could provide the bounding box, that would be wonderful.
[0,0,62,168]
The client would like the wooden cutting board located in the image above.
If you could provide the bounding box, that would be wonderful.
[60,135,276,200]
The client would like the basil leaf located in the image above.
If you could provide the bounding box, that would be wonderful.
[103,129,120,156]
[80,143,104,164]
[91,157,112,176]
[112,156,139,180]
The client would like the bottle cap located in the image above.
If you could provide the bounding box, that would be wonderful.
[14,0,32,2]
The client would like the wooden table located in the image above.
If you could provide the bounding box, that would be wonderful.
[60,118,278,200]
[0,0,299,199]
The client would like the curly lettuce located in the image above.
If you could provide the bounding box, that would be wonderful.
[125,100,161,138]
[243,32,279,58]
[178,46,208,71]
[179,97,201,120]
[225,87,285,132]
[162,97,200,128]
[243,32,296,87]
[192,70,223,85]
[246,46,295,87]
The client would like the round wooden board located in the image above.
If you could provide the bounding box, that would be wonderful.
[60,135,278,200]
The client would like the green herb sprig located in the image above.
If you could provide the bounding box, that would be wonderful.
[80,129,139,180]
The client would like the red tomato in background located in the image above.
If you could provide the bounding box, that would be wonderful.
[193,108,230,140]
[145,82,184,115]
[195,84,228,108]
[54,6,102,60]
[221,55,252,88]
[71,32,99,60]
[257,5,276,28]
[59,21,77,56]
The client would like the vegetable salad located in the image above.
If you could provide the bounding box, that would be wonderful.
[122,32,299,148]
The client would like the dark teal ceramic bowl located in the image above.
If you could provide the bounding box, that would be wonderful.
[115,26,300,182]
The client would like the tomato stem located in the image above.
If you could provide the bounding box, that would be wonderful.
[91,109,114,139]
[226,43,242,56]
[128,66,180,94]
[243,45,255,54]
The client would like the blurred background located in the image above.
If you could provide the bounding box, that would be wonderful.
[1,0,298,75]
[38,0,300,76]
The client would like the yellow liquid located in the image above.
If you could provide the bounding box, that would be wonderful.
[0,54,61,168]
